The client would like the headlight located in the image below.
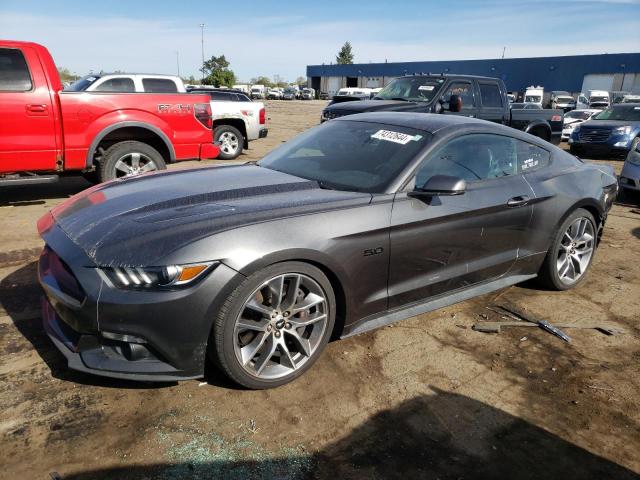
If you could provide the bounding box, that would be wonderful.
[613,126,632,136]
[572,126,581,135]
[99,262,217,289]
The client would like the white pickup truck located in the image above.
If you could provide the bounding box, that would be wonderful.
[66,74,186,93]
[188,88,268,159]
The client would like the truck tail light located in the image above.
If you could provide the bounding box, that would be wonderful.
[551,115,562,122]
[259,107,266,125]
[194,103,212,129]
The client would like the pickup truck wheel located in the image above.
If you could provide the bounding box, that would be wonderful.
[215,126,244,160]
[99,141,166,182]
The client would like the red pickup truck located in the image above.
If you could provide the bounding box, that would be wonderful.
[0,40,219,185]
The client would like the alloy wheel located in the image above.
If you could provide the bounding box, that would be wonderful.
[233,273,328,380]
[556,217,595,285]
[219,132,239,156]
[113,152,158,178]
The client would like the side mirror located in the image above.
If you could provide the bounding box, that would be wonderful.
[408,175,467,198]
[449,94,462,113]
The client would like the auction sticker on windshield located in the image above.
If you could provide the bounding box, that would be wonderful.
[371,130,421,145]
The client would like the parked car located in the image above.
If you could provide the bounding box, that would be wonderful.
[569,103,640,157]
[506,93,517,103]
[524,86,544,107]
[66,74,186,93]
[318,91,330,100]
[321,74,564,144]
[548,91,576,112]
[187,88,268,160]
[577,90,610,110]
[622,94,640,103]
[267,88,282,100]
[232,84,250,95]
[619,140,640,194]
[301,88,315,100]
[561,109,601,141]
[335,87,373,100]
[0,40,218,186]
[510,103,542,110]
[38,113,617,388]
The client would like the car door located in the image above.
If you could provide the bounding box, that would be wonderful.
[441,80,477,117]
[387,133,534,309]
[0,46,58,173]
[478,81,507,124]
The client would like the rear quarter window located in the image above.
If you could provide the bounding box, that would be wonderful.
[516,140,550,173]
[142,78,178,93]
[0,48,32,91]
[480,83,503,108]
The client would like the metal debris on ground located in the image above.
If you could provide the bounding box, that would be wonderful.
[473,304,625,341]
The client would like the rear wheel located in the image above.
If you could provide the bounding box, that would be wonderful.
[538,208,597,290]
[209,262,335,389]
[214,125,244,160]
[98,141,166,182]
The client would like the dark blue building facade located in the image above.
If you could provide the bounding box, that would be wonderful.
[307,53,640,93]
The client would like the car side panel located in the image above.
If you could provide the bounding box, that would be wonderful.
[166,198,395,327]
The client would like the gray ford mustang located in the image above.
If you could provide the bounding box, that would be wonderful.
[38,113,617,389]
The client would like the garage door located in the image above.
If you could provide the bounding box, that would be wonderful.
[581,74,615,92]
[327,77,342,96]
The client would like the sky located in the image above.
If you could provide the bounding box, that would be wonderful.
[1,0,639,82]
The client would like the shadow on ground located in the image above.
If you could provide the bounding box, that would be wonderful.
[59,388,638,480]
[0,176,89,206]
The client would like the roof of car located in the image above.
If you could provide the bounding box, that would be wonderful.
[335,112,499,133]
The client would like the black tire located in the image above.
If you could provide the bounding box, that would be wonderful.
[98,141,166,182]
[209,261,336,389]
[537,208,597,291]
[214,125,244,160]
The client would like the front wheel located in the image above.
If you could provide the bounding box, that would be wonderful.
[537,208,597,290]
[209,262,335,389]
[214,125,244,160]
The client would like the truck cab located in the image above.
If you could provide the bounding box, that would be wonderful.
[66,74,186,93]
[524,86,544,107]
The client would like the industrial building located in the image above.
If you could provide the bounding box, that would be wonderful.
[307,52,640,97]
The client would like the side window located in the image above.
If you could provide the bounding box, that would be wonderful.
[516,141,550,173]
[414,134,517,187]
[94,77,135,92]
[210,91,231,101]
[479,83,503,108]
[0,48,32,91]
[142,78,178,93]
[442,82,475,110]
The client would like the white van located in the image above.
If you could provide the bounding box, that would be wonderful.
[524,86,544,107]
[250,85,265,99]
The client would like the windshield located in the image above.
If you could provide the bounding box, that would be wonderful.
[565,111,591,120]
[590,96,608,103]
[557,96,574,103]
[373,77,445,103]
[65,75,100,91]
[524,95,541,103]
[258,120,431,193]
[593,106,640,121]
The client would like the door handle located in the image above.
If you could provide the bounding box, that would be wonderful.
[507,195,530,207]
[26,104,48,113]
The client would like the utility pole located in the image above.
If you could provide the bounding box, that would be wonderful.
[200,23,205,82]
[501,46,506,59]
[175,51,180,77]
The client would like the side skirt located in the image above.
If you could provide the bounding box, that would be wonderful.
[341,273,537,338]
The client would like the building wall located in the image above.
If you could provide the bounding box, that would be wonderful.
[307,53,640,94]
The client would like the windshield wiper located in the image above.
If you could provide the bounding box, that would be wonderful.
[317,180,337,190]
[390,97,409,102]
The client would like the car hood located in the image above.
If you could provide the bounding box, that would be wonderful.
[563,118,583,127]
[581,120,638,129]
[325,99,422,113]
[46,165,371,267]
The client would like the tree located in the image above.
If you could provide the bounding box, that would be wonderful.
[336,42,354,65]
[200,55,236,87]
[250,76,274,87]
[294,76,307,86]
[57,67,79,83]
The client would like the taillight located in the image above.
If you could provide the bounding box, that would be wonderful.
[551,115,562,122]
[259,107,266,125]
[194,103,212,129]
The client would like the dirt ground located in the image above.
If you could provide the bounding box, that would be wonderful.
[1,100,639,480]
